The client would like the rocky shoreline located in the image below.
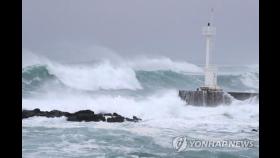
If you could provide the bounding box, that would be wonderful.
[22,108,142,123]
[22,109,259,133]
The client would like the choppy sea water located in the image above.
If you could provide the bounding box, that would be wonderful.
[22,53,259,158]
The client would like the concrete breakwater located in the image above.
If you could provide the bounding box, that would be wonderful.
[22,108,142,123]
[179,89,258,106]
[227,92,259,101]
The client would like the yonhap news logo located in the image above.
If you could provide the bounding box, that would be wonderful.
[172,136,188,152]
[172,136,255,152]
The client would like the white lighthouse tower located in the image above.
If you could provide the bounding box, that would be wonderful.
[201,10,220,90]
[178,9,258,106]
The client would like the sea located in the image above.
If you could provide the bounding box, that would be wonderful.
[22,52,259,158]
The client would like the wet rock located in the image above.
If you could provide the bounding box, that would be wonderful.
[113,113,122,117]
[67,110,96,122]
[252,129,258,132]
[103,113,113,116]
[22,108,141,123]
[107,115,125,122]
[22,108,42,119]
[22,110,35,119]
[125,116,142,122]
[94,114,106,122]
[133,116,142,121]
[22,109,70,119]
[34,108,40,113]
[48,110,70,118]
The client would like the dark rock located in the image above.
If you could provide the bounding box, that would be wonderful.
[125,116,142,122]
[107,116,125,122]
[103,113,113,116]
[133,116,142,121]
[34,108,41,113]
[113,113,121,117]
[67,110,95,122]
[252,129,258,132]
[22,108,141,123]
[94,114,106,122]
[125,117,133,122]
[106,113,125,122]
[47,110,70,118]
[22,109,40,119]
[22,110,34,119]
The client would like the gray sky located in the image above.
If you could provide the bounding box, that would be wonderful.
[23,0,259,65]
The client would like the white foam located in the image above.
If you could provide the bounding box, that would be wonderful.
[22,48,259,153]
[22,48,207,91]
[22,90,258,131]
[127,56,203,73]
[23,89,258,150]
[46,60,142,91]
[240,72,259,90]
[23,49,205,91]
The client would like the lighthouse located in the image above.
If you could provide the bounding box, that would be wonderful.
[178,9,258,106]
[201,21,220,90]
[178,9,228,106]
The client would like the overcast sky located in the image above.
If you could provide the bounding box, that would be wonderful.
[23,0,259,65]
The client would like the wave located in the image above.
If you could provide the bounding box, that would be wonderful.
[48,61,142,91]
[22,50,259,99]
[22,89,258,158]
[126,56,203,73]
[240,72,259,90]
[22,64,259,96]
[23,62,142,92]
[22,49,203,73]
[22,51,206,93]
[22,89,258,136]
[22,89,258,119]
[22,51,259,134]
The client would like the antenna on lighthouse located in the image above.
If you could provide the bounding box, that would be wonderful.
[201,8,219,90]
[210,8,214,24]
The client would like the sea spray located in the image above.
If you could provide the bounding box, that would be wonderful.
[22,52,259,158]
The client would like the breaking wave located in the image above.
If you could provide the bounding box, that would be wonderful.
[22,63,259,96]
[22,50,259,121]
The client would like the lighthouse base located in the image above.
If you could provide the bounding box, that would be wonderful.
[178,87,259,106]
[179,87,231,106]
